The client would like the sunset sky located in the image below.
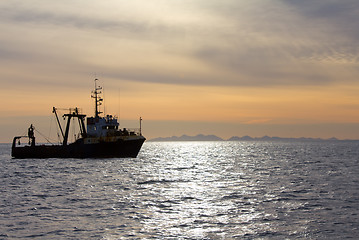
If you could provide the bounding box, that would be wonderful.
[1,0,359,142]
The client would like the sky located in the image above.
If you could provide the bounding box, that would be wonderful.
[1,0,359,142]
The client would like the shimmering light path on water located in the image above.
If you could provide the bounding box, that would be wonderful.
[1,141,359,239]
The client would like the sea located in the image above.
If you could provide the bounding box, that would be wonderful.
[0,141,359,239]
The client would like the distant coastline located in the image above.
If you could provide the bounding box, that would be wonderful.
[148,134,357,142]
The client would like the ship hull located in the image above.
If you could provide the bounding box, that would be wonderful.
[12,137,146,159]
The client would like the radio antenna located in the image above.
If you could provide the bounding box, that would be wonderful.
[118,88,121,125]
[103,81,106,116]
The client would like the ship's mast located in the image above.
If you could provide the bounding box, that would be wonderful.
[91,78,103,118]
[52,107,87,145]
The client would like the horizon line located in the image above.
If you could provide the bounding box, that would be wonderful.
[148,134,359,142]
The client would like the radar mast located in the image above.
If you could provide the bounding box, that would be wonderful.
[91,79,103,118]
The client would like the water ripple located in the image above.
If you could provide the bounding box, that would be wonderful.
[1,141,359,239]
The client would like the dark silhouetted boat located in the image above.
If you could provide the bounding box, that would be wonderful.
[11,79,146,158]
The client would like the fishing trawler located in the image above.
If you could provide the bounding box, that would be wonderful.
[11,79,146,158]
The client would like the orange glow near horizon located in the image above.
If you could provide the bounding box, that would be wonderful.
[4,81,359,124]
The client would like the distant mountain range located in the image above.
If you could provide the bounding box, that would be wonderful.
[148,134,347,142]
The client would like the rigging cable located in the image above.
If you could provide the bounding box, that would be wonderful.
[48,115,53,142]
[34,128,56,144]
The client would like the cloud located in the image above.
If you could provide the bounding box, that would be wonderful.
[0,0,358,89]
[0,1,190,40]
[281,0,359,59]
[0,5,143,34]
[184,1,359,86]
[283,0,359,23]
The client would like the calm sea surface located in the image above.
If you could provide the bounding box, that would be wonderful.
[0,141,359,239]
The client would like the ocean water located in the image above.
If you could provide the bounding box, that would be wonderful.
[0,141,359,239]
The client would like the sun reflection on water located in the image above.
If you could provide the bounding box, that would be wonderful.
[137,142,272,239]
